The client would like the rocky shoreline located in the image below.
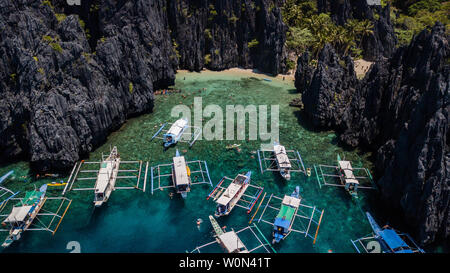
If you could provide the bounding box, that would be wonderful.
[0,0,287,172]
[293,22,449,246]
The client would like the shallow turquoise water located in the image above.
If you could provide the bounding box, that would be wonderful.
[0,70,380,253]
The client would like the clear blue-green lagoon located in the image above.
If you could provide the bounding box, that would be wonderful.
[0,70,381,253]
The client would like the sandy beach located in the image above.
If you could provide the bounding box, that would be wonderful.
[177,67,296,83]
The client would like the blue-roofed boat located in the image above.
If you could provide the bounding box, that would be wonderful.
[366,212,424,253]
[351,212,425,253]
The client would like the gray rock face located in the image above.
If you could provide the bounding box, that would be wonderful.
[301,44,359,128]
[317,0,397,61]
[294,51,314,93]
[167,0,287,74]
[296,22,449,246]
[0,0,287,172]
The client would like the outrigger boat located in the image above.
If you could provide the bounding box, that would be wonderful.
[351,212,425,253]
[255,186,324,245]
[257,141,307,180]
[0,184,72,248]
[92,146,121,207]
[0,171,19,210]
[314,154,376,197]
[151,118,201,148]
[272,186,301,243]
[207,171,263,217]
[0,171,14,185]
[190,215,275,253]
[150,149,212,198]
[63,146,148,203]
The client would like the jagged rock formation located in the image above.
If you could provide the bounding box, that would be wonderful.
[294,51,314,93]
[317,0,397,61]
[167,0,287,74]
[295,22,449,245]
[0,0,177,171]
[301,44,359,128]
[0,0,287,172]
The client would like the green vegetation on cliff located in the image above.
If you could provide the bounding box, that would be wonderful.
[282,0,449,64]
[391,0,449,46]
[282,0,373,59]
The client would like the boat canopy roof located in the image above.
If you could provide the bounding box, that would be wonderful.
[173,156,189,186]
[95,161,114,193]
[274,144,291,168]
[338,160,359,185]
[379,229,413,253]
[167,118,188,136]
[216,182,244,206]
[282,195,301,208]
[274,216,291,230]
[218,231,246,253]
[4,206,32,223]
[276,203,296,226]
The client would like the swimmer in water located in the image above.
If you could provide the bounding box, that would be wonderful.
[169,192,174,199]
[196,218,203,230]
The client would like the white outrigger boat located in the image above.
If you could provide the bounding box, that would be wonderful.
[190,215,275,253]
[257,141,307,180]
[314,154,376,197]
[150,149,212,198]
[207,171,263,217]
[0,184,72,248]
[151,118,201,148]
[93,146,120,207]
[63,146,148,204]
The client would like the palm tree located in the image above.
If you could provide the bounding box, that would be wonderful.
[358,19,374,48]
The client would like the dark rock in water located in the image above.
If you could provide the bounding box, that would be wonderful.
[0,0,287,172]
[289,97,303,108]
[301,44,359,128]
[295,22,449,246]
[317,0,397,61]
[167,0,287,75]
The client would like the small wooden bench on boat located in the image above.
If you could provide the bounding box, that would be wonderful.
[150,149,212,198]
[151,118,201,148]
[0,184,72,248]
[351,212,425,253]
[190,215,275,253]
[207,171,263,217]
[257,141,307,180]
[63,146,148,206]
[314,154,377,197]
[254,186,324,245]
